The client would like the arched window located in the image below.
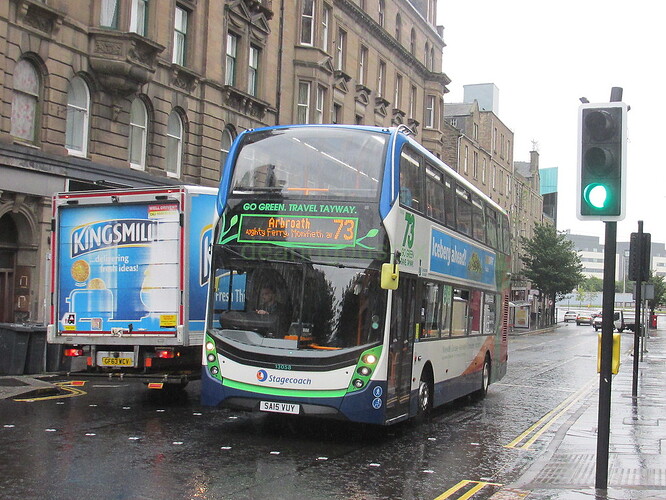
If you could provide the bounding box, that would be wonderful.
[129,98,148,170]
[11,59,40,143]
[220,126,235,173]
[395,14,401,43]
[65,76,91,156]
[166,110,183,177]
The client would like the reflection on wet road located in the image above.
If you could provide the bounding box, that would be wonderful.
[1,324,599,499]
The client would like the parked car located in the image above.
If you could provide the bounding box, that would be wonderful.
[576,312,593,325]
[563,311,578,322]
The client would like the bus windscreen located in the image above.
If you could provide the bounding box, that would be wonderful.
[230,127,387,199]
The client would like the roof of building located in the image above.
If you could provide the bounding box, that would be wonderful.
[443,103,475,117]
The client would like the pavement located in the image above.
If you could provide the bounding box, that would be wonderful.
[504,323,666,500]
[3,325,666,499]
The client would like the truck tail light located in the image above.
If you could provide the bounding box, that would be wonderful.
[64,348,84,357]
[155,349,176,359]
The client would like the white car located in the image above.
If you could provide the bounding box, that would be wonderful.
[563,311,577,322]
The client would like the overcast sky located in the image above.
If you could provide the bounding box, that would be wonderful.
[437,0,666,245]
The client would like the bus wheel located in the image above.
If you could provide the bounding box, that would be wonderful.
[475,356,491,399]
[417,371,433,416]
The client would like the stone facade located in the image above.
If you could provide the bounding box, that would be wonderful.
[0,0,449,323]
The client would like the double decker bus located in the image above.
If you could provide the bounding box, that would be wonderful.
[202,125,511,425]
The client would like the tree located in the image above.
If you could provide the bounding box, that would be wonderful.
[520,224,584,326]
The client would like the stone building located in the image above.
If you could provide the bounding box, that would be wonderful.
[0,0,450,323]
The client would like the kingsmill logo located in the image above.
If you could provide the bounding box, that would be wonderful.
[71,219,157,258]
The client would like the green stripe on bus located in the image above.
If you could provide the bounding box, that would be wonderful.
[223,378,347,398]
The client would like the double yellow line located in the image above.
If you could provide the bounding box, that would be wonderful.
[505,377,596,450]
[434,480,502,500]
[14,380,87,402]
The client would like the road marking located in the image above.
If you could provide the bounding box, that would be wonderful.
[14,381,87,402]
[434,480,502,500]
[504,377,596,450]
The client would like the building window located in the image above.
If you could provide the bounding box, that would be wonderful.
[473,122,478,141]
[248,45,259,96]
[100,0,119,28]
[65,76,90,156]
[297,81,311,124]
[463,145,468,174]
[410,28,416,55]
[425,42,431,70]
[358,45,368,86]
[315,86,326,124]
[395,14,401,43]
[333,102,342,124]
[425,94,435,128]
[335,29,346,71]
[378,0,385,27]
[473,151,478,179]
[220,126,234,172]
[10,59,40,143]
[166,110,183,177]
[225,33,238,86]
[173,6,188,65]
[377,60,386,98]
[482,158,487,184]
[409,85,416,118]
[394,73,402,109]
[130,0,148,35]
[300,0,314,45]
[129,98,148,170]
[321,5,330,51]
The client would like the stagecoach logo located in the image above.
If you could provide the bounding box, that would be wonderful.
[71,219,157,258]
[256,369,313,386]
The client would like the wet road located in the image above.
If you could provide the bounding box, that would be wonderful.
[0,323,601,500]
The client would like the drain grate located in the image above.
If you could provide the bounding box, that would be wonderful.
[532,453,666,487]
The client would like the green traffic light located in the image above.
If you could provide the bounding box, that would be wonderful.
[583,183,609,209]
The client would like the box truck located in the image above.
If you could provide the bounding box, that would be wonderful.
[47,186,216,387]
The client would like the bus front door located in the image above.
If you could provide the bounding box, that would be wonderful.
[386,278,417,421]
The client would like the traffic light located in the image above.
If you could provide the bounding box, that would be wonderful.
[577,102,628,221]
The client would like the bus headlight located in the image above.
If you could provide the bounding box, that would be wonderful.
[210,366,219,375]
[363,354,377,365]
[207,353,216,363]
[353,378,364,389]
[206,341,215,351]
[357,366,371,376]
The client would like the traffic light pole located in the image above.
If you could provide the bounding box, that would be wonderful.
[596,220,617,490]
[595,87,623,491]
[632,220,643,399]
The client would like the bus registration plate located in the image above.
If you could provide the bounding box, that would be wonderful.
[259,401,300,415]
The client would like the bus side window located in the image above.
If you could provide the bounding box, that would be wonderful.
[486,208,498,250]
[440,284,453,337]
[470,290,482,335]
[455,186,472,236]
[421,282,441,339]
[451,288,469,336]
[399,148,423,211]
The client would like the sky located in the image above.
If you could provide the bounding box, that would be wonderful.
[436,0,666,245]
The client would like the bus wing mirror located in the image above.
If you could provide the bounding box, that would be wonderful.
[381,263,399,290]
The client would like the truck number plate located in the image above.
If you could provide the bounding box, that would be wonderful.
[259,401,300,415]
[101,357,133,366]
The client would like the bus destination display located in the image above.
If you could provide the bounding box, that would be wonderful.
[238,214,358,246]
